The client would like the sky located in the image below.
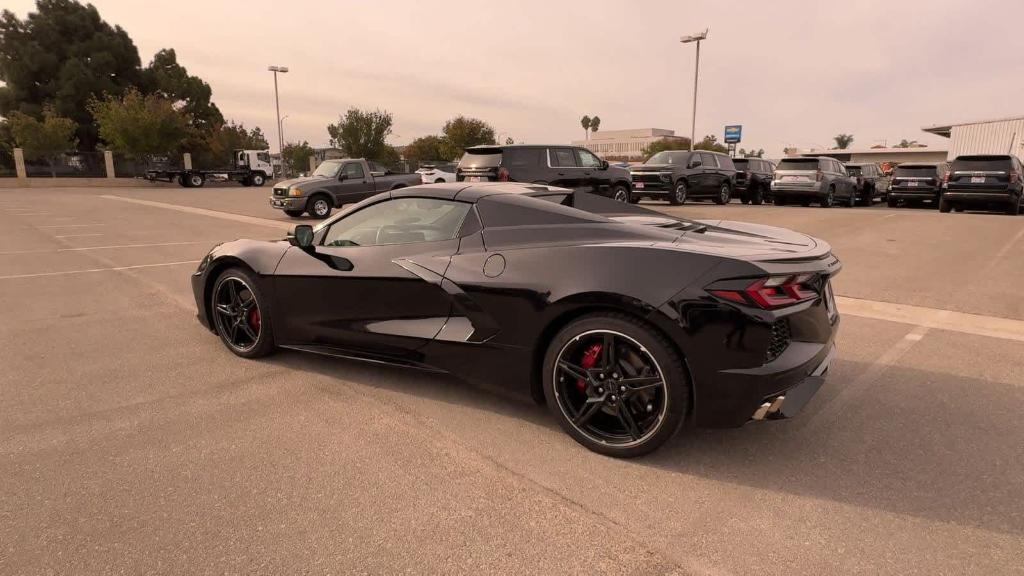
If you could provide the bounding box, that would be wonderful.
[6,0,1024,156]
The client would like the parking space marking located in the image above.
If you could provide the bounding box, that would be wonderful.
[102,195,292,230]
[837,295,1024,343]
[15,212,51,216]
[0,260,201,280]
[0,241,208,256]
[36,223,105,228]
[55,233,103,238]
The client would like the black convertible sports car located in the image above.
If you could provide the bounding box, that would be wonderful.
[192,183,841,457]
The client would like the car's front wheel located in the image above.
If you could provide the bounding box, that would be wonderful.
[308,195,332,218]
[939,195,953,213]
[543,313,689,458]
[612,185,630,203]
[713,183,731,205]
[211,268,275,358]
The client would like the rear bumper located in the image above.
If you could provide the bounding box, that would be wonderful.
[943,190,1017,204]
[890,188,939,200]
[770,183,825,197]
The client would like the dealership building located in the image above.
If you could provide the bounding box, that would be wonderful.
[922,116,1024,160]
[572,128,687,160]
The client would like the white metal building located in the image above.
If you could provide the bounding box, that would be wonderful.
[790,146,948,165]
[572,128,687,160]
[922,116,1024,160]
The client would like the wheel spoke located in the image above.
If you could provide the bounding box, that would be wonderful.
[620,375,663,394]
[617,403,642,440]
[214,303,233,316]
[238,319,258,342]
[573,398,604,426]
[601,333,616,372]
[226,280,240,306]
[557,360,591,383]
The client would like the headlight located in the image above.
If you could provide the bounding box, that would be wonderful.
[659,172,672,182]
[288,187,303,196]
[196,252,213,274]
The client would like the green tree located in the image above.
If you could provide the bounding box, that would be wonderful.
[326,108,394,160]
[402,134,449,165]
[281,140,314,175]
[142,48,223,134]
[441,116,495,158]
[641,137,692,159]
[0,0,143,149]
[833,134,854,149]
[580,115,591,140]
[694,134,728,153]
[589,116,601,137]
[197,121,268,168]
[505,136,515,145]
[895,139,923,149]
[89,87,193,157]
[8,106,78,176]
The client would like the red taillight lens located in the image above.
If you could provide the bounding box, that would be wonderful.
[497,167,510,182]
[1010,171,1021,184]
[942,171,951,185]
[709,275,818,309]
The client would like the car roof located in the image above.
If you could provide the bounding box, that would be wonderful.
[845,163,875,167]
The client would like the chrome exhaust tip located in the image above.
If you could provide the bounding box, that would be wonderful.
[752,395,786,421]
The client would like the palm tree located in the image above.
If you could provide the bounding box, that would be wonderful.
[833,134,854,149]
[590,116,601,138]
[580,116,591,140]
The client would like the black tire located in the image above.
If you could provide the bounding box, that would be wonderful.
[858,186,873,206]
[713,183,731,205]
[887,197,898,208]
[283,209,304,217]
[307,195,332,218]
[774,196,787,206]
[611,185,630,203]
[178,174,188,187]
[434,178,445,184]
[939,196,952,213]
[210,268,275,359]
[669,181,687,205]
[799,198,811,207]
[750,185,764,206]
[542,313,690,458]
[251,172,266,186]
[187,173,205,188]
[1006,196,1021,216]
[240,177,253,187]
[846,190,856,208]
[740,195,750,205]
[820,186,835,208]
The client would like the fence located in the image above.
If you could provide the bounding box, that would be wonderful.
[112,153,181,178]
[0,149,15,178]
[23,151,106,178]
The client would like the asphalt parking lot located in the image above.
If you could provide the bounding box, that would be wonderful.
[2,185,1023,575]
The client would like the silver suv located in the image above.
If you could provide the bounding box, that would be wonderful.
[771,157,856,207]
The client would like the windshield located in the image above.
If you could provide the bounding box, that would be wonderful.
[646,151,689,165]
[312,160,342,178]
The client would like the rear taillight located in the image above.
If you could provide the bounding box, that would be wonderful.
[942,171,951,185]
[1010,170,1021,184]
[709,275,818,310]
[815,170,824,182]
[497,167,510,182]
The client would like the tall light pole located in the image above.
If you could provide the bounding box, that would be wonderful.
[680,29,708,151]
[268,65,289,176]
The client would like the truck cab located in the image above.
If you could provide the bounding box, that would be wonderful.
[236,149,273,182]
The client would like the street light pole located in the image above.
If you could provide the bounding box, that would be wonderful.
[267,65,289,176]
[680,29,708,152]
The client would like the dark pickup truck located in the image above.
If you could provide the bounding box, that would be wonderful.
[270,158,420,218]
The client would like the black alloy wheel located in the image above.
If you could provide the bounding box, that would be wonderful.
[544,314,688,457]
[612,185,630,203]
[820,186,835,208]
[670,181,687,205]
[714,183,731,205]
[211,269,274,358]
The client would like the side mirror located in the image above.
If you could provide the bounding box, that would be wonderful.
[289,224,314,248]
[600,160,610,170]
[689,161,702,168]
[338,172,347,181]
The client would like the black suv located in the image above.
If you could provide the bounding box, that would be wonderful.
[941,155,1024,215]
[732,157,776,205]
[456,145,633,201]
[845,163,889,206]
[629,150,737,205]
[887,163,949,207]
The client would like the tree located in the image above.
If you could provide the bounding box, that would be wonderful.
[641,137,692,159]
[402,135,449,165]
[505,136,515,145]
[88,87,193,157]
[8,106,78,176]
[281,140,314,175]
[142,48,223,134]
[589,116,601,137]
[0,0,144,149]
[441,116,495,158]
[327,108,394,160]
[197,121,268,168]
[694,134,728,153]
[580,115,591,140]
[895,139,924,149]
[833,134,854,149]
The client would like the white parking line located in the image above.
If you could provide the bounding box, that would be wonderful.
[36,223,105,228]
[0,241,208,256]
[837,295,1024,342]
[55,233,103,238]
[0,260,201,280]
[16,212,51,216]
[101,195,292,230]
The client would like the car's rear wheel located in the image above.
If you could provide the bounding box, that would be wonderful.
[308,195,332,218]
[820,186,835,208]
[612,185,630,203]
[939,196,952,213]
[211,268,275,359]
[1006,196,1021,216]
[887,197,899,208]
[800,198,811,207]
[543,313,689,458]
[669,181,687,205]
[774,196,787,206]
[750,185,764,205]
[714,183,731,205]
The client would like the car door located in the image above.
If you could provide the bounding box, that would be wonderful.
[699,152,720,195]
[549,147,583,190]
[272,196,473,360]
[574,148,606,195]
[332,161,375,205]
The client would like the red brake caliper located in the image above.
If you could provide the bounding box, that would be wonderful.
[248,307,261,332]
[577,343,603,392]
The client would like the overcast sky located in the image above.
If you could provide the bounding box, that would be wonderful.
[8,0,1023,155]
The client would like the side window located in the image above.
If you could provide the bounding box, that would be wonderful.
[504,148,543,169]
[258,152,270,163]
[700,153,718,168]
[551,148,578,168]
[342,162,365,180]
[322,198,472,247]
[576,148,602,168]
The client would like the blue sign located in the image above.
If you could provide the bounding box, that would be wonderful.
[724,125,742,144]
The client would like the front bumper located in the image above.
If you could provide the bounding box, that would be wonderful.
[269,196,306,210]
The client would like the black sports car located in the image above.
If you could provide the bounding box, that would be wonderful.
[192,183,841,457]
